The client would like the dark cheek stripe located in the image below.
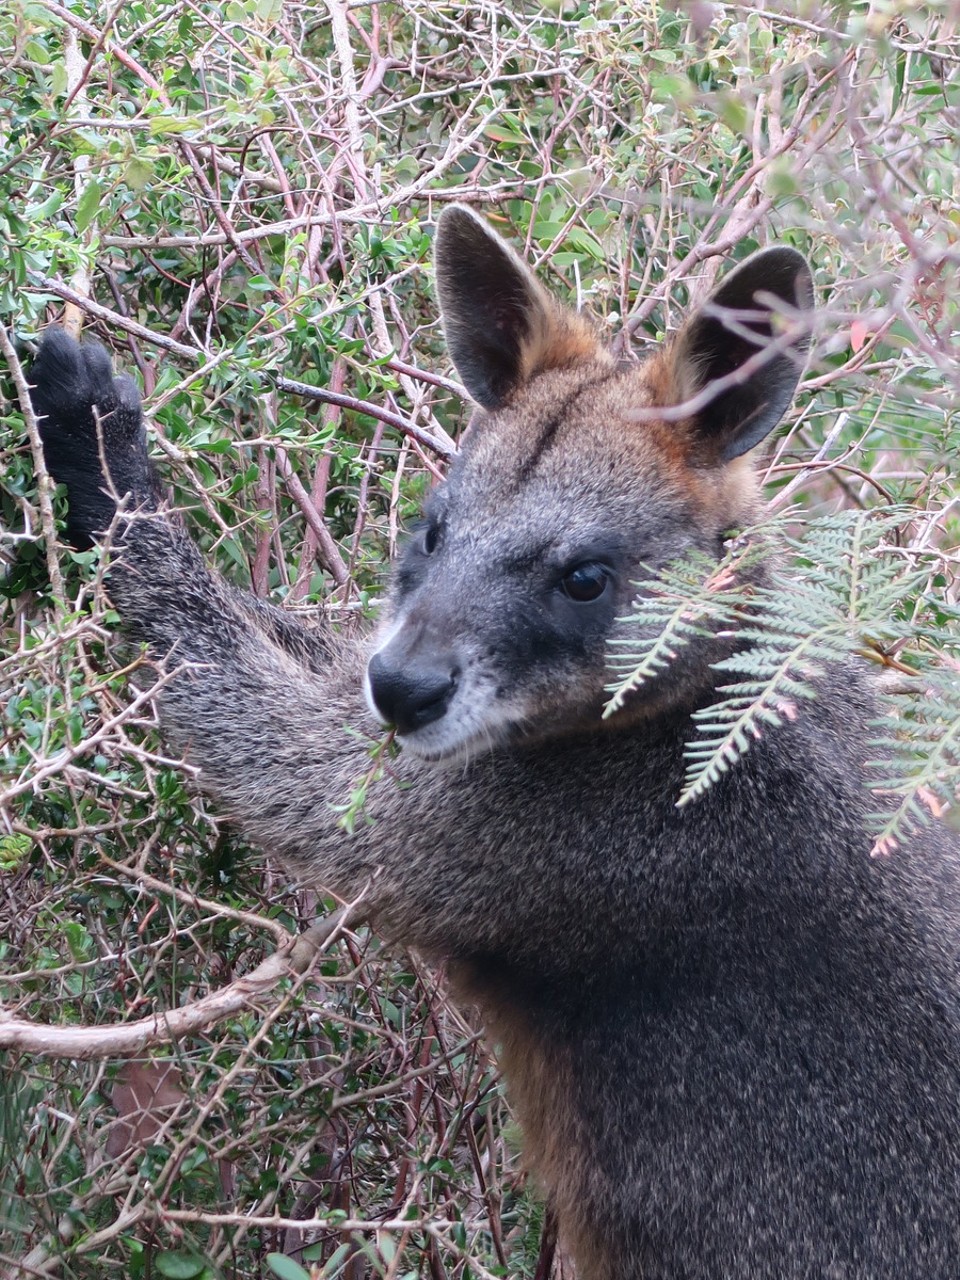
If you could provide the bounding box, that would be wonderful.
[490,603,612,677]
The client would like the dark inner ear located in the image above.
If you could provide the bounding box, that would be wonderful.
[435,205,549,410]
[678,247,814,460]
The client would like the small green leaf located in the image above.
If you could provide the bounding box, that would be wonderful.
[148,114,194,136]
[483,115,525,146]
[0,834,32,871]
[49,60,68,96]
[768,161,799,198]
[718,93,748,136]
[565,226,605,261]
[124,156,154,190]
[29,190,63,220]
[23,39,49,64]
[155,1255,207,1279]
[75,179,102,232]
[265,1255,311,1280]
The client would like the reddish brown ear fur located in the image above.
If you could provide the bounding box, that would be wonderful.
[435,205,608,409]
[438,208,813,466]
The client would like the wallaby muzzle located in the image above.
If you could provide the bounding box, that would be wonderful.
[367,641,460,734]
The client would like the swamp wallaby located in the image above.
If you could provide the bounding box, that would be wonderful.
[26,206,960,1278]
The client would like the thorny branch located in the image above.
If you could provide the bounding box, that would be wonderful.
[0,907,360,1060]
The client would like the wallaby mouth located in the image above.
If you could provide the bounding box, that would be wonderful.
[363,627,526,762]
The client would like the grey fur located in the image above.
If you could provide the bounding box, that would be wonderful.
[28,208,960,1279]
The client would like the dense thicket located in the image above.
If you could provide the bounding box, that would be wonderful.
[2,3,959,1276]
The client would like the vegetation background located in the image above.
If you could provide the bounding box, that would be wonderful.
[1,0,959,1276]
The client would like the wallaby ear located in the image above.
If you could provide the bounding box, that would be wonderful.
[669,247,814,461]
[435,205,603,410]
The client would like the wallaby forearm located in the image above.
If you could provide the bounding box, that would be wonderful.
[106,510,538,955]
[111,515,340,673]
[229,587,340,675]
[107,515,384,878]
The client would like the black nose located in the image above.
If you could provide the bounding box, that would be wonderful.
[367,652,458,734]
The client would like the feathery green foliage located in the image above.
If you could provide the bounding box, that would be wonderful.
[607,508,960,825]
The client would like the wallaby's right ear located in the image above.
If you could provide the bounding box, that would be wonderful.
[435,206,602,410]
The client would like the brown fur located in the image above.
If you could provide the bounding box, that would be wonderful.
[522,302,610,382]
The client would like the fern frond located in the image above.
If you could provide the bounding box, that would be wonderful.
[869,665,960,851]
[678,509,930,804]
[604,536,775,717]
[679,625,849,805]
[605,505,954,815]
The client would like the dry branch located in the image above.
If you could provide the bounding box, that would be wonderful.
[0,907,359,1061]
[27,273,456,459]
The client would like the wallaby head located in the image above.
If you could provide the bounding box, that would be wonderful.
[366,206,814,761]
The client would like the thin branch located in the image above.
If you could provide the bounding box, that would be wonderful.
[0,327,65,601]
[0,905,361,1060]
[26,274,456,459]
[274,447,350,586]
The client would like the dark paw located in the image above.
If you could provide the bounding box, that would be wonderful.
[29,328,159,549]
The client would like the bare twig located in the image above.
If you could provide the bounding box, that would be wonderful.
[0,327,65,600]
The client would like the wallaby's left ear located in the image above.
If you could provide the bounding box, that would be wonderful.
[670,247,814,461]
[435,205,604,410]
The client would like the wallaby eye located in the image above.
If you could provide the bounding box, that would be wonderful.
[559,562,610,603]
[423,521,440,555]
